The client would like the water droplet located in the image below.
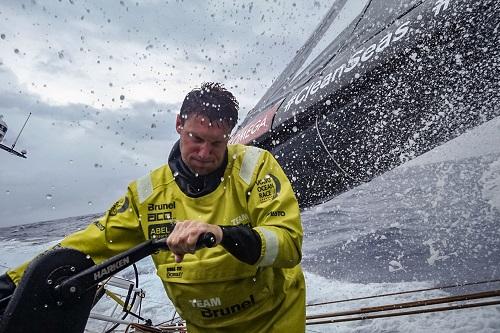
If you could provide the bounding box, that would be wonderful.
[5,190,10,195]
[120,95,125,101]
[220,177,224,182]
[292,126,298,132]
[0,34,5,40]
[46,194,53,200]
[88,201,93,206]
[85,255,91,259]
[173,171,179,177]
[325,99,331,106]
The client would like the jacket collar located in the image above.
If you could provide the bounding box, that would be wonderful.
[168,140,228,197]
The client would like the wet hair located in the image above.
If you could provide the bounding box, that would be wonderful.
[179,82,239,130]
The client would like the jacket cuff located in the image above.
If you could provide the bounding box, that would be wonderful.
[254,227,279,267]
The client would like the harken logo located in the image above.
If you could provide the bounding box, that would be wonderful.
[94,256,130,281]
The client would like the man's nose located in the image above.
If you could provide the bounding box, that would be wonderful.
[198,142,211,158]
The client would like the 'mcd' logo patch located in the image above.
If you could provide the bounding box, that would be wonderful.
[109,197,129,216]
[256,174,281,203]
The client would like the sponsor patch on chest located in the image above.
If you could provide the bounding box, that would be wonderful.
[256,174,281,203]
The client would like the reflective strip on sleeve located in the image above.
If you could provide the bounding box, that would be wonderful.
[239,146,263,185]
[137,174,153,203]
[256,227,279,267]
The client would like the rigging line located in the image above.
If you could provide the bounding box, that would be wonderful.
[315,113,367,183]
[11,112,31,150]
[351,0,372,32]
[306,299,500,325]
[306,289,500,321]
[307,278,500,307]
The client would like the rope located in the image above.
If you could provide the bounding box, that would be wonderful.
[307,278,500,307]
[307,299,500,325]
[306,289,500,325]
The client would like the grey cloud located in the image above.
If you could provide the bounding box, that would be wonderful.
[0,0,331,228]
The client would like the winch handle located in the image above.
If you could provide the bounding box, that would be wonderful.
[150,232,217,251]
[54,232,216,301]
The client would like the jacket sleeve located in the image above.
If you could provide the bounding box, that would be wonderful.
[220,225,262,265]
[7,185,146,285]
[247,149,303,268]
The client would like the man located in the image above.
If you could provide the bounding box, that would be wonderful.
[1,82,305,332]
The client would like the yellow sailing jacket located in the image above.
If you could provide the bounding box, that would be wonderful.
[8,144,305,332]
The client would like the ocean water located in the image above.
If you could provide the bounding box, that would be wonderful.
[1,117,500,332]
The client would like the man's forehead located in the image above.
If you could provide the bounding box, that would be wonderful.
[184,114,232,131]
[182,115,232,139]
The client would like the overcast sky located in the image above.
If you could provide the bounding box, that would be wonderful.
[0,0,331,227]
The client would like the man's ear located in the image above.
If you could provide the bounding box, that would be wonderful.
[176,115,182,134]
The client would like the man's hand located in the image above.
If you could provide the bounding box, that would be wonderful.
[167,221,223,263]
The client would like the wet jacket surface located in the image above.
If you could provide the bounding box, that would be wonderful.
[8,144,305,332]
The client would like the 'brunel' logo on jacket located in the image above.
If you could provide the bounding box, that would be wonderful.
[148,202,176,211]
[192,294,256,318]
[147,202,176,222]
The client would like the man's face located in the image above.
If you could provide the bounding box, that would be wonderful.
[176,114,231,176]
